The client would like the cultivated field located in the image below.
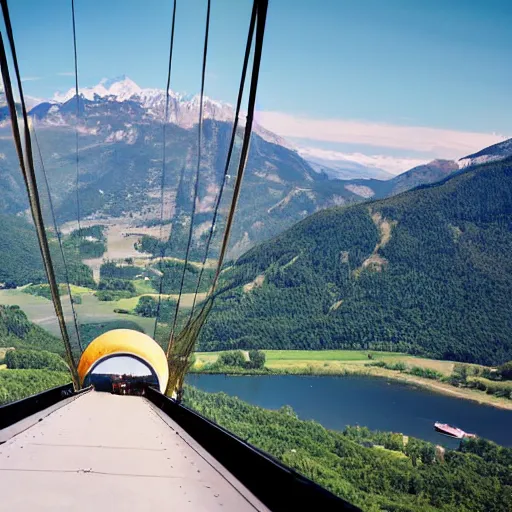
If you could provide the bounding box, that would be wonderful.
[0,286,206,338]
[0,289,150,336]
[194,349,455,376]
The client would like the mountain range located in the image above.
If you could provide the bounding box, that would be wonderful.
[44,75,287,146]
[1,76,512,258]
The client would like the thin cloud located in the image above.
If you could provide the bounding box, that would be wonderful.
[57,72,74,77]
[256,111,508,160]
[21,76,41,82]
[298,147,426,176]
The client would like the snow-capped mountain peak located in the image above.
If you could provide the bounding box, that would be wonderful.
[99,75,129,89]
[51,76,226,116]
[458,137,512,169]
[41,76,287,145]
[53,75,142,103]
[101,75,142,101]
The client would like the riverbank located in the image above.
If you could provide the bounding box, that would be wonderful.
[183,385,512,511]
[192,350,512,411]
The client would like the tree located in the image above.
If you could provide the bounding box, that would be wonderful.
[384,433,404,452]
[405,438,421,466]
[454,363,469,383]
[0,306,31,338]
[420,444,436,465]
[247,349,266,369]
[498,361,512,380]
[135,296,158,317]
[218,351,246,367]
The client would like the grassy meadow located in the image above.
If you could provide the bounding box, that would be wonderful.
[194,349,455,376]
[0,284,206,340]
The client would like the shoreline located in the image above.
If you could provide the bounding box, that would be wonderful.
[190,366,512,411]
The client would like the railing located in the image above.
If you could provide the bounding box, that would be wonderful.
[146,386,360,512]
[0,383,84,430]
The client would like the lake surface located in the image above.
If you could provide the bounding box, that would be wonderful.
[187,374,512,448]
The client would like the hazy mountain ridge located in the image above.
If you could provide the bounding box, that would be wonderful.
[332,159,460,200]
[385,159,459,194]
[298,150,395,180]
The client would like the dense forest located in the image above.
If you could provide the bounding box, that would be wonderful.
[0,214,95,287]
[97,278,137,301]
[4,348,68,371]
[0,214,48,285]
[0,310,71,405]
[184,386,512,512]
[200,158,512,365]
[0,369,70,405]
[100,261,142,280]
[134,295,176,319]
[151,260,214,294]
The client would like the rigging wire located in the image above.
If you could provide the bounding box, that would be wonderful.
[0,0,80,388]
[165,0,269,392]
[166,0,211,357]
[32,125,83,353]
[205,0,268,298]
[71,0,82,237]
[70,0,88,293]
[153,0,178,340]
[187,0,257,322]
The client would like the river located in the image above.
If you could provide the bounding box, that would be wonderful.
[187,374,512,447]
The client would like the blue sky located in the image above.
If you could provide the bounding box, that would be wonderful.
[6,0,512,168]
[92,356,153,376]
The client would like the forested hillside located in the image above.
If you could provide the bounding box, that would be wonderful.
[0,214,47,285]
[0,214,94,287]
[200,158,512,365]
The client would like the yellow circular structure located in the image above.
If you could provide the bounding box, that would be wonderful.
[77,329,169,393]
